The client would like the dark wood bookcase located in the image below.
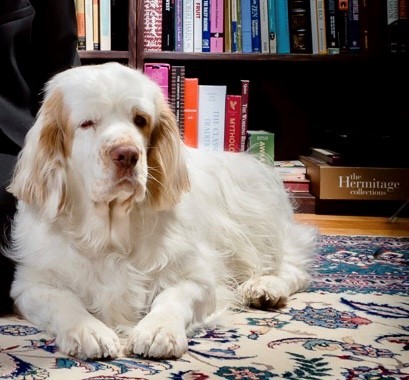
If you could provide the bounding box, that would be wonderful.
[79,0,409,216]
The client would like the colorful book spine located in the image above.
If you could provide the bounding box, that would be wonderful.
[275,0,290,53]
[194,0,203,51]
[247,130,275,163]
[225,0,233,52]
[183,0,194,51]
[241,0,253,52]
[76,0,86,50]
[202,0,211,51]
[99,0,111,50]
[198,85,227,151]
[175,0,183,51]
[93,0,100,50]
[259,0,270,52]
[210,0,224,51]
[231,0,239,51]
[224,95,242,152]
[170,66,186,139]
[267,0,277,53]
[162,0,176,51]
[184,78,199,148]
[144,0,162,51]
[144,63,171,100]
[240,79,250,152]
[250,0,262,52]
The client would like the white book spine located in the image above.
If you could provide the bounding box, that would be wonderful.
[310,0,318,54]
[259,0,269,53]
[194,0,203,51]
[198,85,227,151]
[99,0,111,50]
[183,0,195,52]
[316,0,327,54]
[85,0,94,50]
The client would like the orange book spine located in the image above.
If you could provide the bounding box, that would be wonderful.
[76,0,86,50]
[184,78,199,148]
[93,0,100,50]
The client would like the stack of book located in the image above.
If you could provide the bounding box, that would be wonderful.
[273,160,310,193]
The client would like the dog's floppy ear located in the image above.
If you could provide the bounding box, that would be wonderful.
[147,101,190,210]
[8,90,72,220]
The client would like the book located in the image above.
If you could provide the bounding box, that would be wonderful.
[232,0,243,51]
[198,85,227,151]
[274,160,307,174]
[240,79,250,152]
[250,0,262,52]
[316,0,327,53]
[99,0,111,50]
[324,0,340,54]
[337,0,349,53]
[275,0,291,53]
[241,0,253,52]
[76,0,86,50]
[267,0,277,53]
[347,0,360,53]
[247,130,275,163]
[85,0,94,50]
[144,0,162,51]
[143,63,170,100]
[111,0,128,51]
[183,0,194,52]
[162,0,176,51]
[310,147,343,165]
[210,0,224,51]
[283,179,311,192]
[170,66,186,139]
[288,0,312,53]
[184,78,199,148]
[224,95,242,152]
[225,0,233,52]
[194,0,203,51]
[299,155,409,201]
[259,0,270,52]
[397,0,408,54]
[309,0,318,53]
[93,0,100,50]
[202,0,211,51]
[387,0,400,54]
[175,0,183,51]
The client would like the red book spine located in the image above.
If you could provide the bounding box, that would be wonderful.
[224,95,242,152]
[240,80,250,151]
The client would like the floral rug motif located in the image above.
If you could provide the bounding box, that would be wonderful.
[0,235,408,379]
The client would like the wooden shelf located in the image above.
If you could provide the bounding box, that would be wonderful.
[78,50,129,60]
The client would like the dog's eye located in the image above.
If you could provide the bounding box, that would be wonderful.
[80,120,95,129]
[133,115,147,128]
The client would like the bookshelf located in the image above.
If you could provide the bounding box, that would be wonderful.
[79,0,409,216]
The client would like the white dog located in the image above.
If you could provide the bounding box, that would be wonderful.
[4,62,317,360]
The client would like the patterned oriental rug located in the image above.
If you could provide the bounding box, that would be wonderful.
[0,235,408,379]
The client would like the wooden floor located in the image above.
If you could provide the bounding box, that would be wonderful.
[294,214,409,237]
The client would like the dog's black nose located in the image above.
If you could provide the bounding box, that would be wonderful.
[110,146,139,169]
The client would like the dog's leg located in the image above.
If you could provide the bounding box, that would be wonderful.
[126,279,214,359]
[12,284,121,359]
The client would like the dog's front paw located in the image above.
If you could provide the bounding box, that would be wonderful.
[56,319,121,360]
[239,275,291,309]
[126,314,188,359]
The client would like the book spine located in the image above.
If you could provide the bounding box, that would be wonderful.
[144,0,162,51]
[224,95,242,152]
[259,0,270,52]
[241,0,253,52]
[175,0,183,51]
[198,85,227,151]
[194,0,203,51]
[387,0,400,54]
[210,0,224,51]
[398,0,409,54]
[231,0,239,52]
[337,0,349,53]
[275,0,291,53]
[202,0,211,51]
[316,0,327,53]
[250,0,262,52]
[171,66,186,139]
[325,0,340,54]
[184,78,199,148]
[99,0,111,50]
[225,0,233,52]
[310,147,343,165]
[309,0,318,53]
[162,0,176,51]
[85,0,94,50]
[76,0,86,50]
[236,0,243,51]
[183,0,194,52]
[347,0,360,53]
[288,0,312,53]
[93,0,100,50]
[267,0,277,53]
[144,63,171,100]
[240,79,250,152]
[111,0,128,51]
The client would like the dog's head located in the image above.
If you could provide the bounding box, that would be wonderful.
[8,62,190,219]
